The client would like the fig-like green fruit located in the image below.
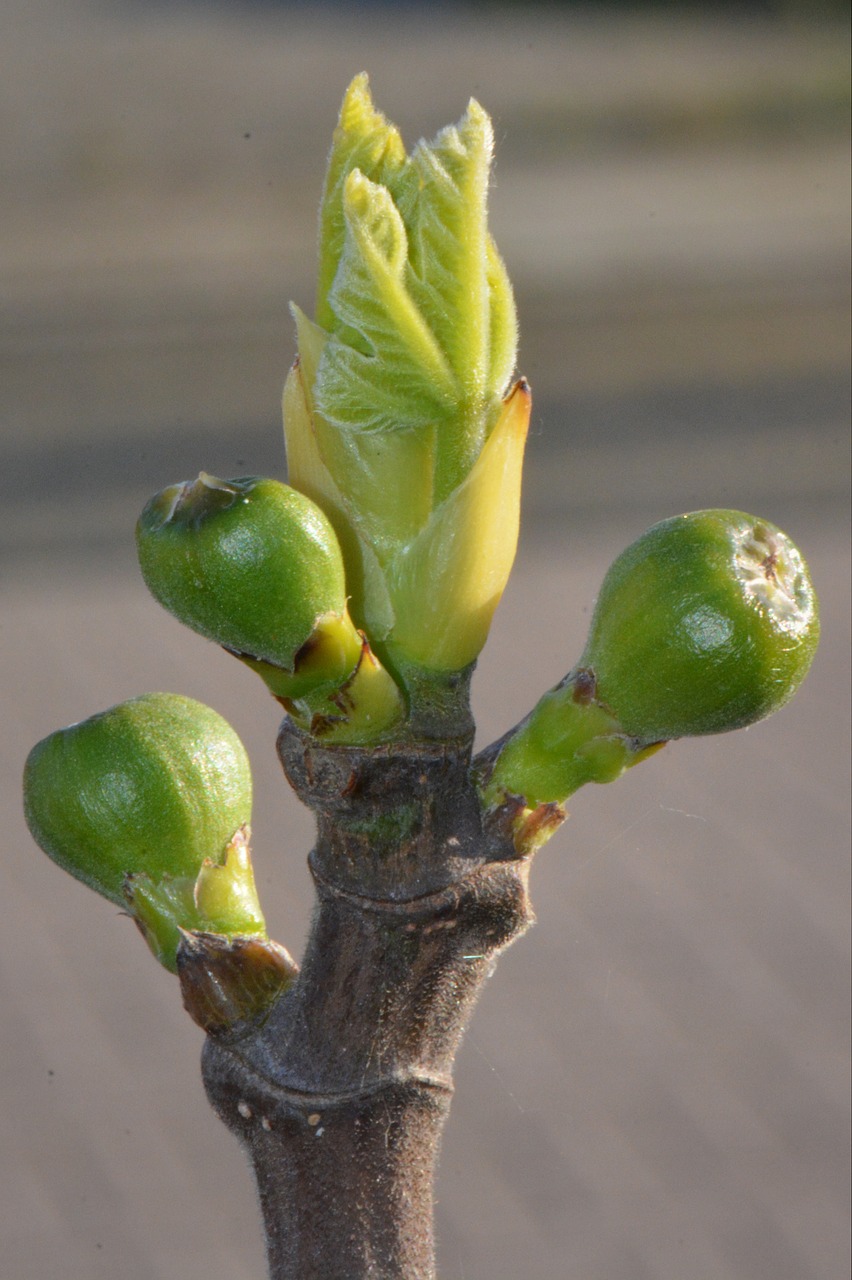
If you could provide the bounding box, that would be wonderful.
[136,474,355,676]
[23,693,252,907]
[582,510,819,742]
[482,510,818,820]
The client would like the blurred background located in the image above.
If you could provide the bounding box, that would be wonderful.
[2,2,849,1278]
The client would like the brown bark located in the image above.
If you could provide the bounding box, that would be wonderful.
[199,717,535,1279]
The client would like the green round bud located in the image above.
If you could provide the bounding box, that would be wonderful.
[136,474,349,670]
[581,510,819,741]
[23,693,252,906]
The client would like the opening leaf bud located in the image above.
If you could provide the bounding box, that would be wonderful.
[285,75,524,695]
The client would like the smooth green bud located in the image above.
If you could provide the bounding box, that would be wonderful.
[136,473,358,684]
[137,473,405,742]
[23,694,255,966]
[581,510,819,742]
[482,510,818,829]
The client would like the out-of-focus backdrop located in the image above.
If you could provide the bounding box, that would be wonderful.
[2,2,849,1278]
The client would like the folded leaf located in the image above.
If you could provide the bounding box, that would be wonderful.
[283,319,396,639]
[317,73,406,331]
[386,380,530,670]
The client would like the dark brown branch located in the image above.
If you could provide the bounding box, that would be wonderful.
[200,719,535,1279]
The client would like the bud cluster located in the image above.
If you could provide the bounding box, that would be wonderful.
[23,81,821,1021]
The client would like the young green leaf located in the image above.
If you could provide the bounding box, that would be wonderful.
[287,76,523,688]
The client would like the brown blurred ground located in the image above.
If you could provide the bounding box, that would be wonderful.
[2,3,850,1278]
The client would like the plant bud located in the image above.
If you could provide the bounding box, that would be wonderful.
[23,692,252,911]
[126,824,269,972]
[136,474,359,687]
[581,510,819,742]
[286,76,523,693]
[482,510,818,823]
